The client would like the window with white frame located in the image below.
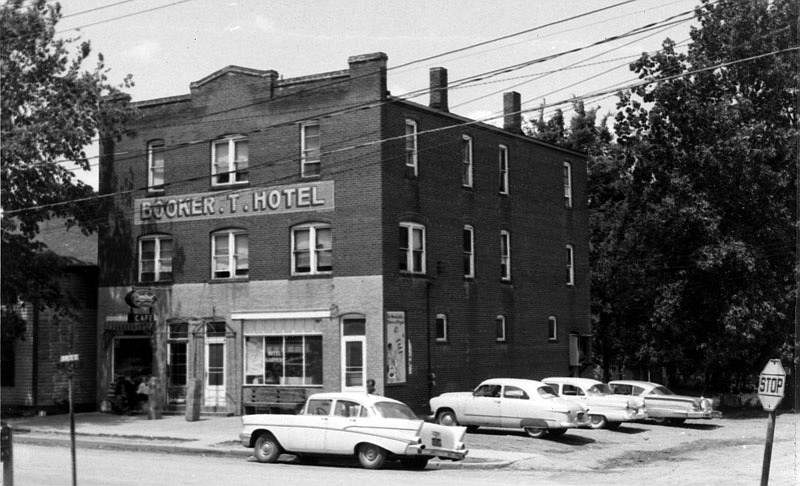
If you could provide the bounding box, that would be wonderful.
[212,230,248,279]
[566,244,575,286]
[148,140,165,191]
[212,136,248,186]
[244,335,323,385]
[498,145,509,194]
[292,223,332,275]
[500,230,511,281]
[496,315,506,342]
[462,135,473,187]
[463,225,475,278]
[563,161,572,208]
[301,122,321,177]
[139,235,173,282]
[435,314,448,342]
[405,119,418,177]
[399,222,426,274]
[548,315,558,341]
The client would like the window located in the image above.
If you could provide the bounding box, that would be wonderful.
[562,384,584,396]
[498,145,509,194]
[435,314,448,342]
[168,322,188,389]
[500,230,511,281]
[504,386,528,399]
[301,122,321,177]
[461,135,473,187]
[463,225,475,278]
[399,222,426,274]
[139,235,173,282]
[212,136,248,185]
[548,316,558,341]
[405,119,418,177]
[212,230,248,279]
[473,384,501,397]
[148,141,165,191]
[292,224,332,275]
[496,315,506,342]
[245,335,323,385]
[563,161,572,208]
[566,244,575,286]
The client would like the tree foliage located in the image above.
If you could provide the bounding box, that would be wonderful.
[1,0,136,341]
[532,0,798,391]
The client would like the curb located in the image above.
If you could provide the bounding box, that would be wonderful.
[12,431,512,469]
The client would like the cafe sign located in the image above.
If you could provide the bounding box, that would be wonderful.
[134,180,334,225]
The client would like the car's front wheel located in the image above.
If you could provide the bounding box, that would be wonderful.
[436,409,459,427]
[253,432,282,463]
[357,443,387,469]
[524,426,548,438]
[400,457,430,470]
[589,414,608,429]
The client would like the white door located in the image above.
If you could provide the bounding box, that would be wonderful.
[341,337,365,391]
[204,340,225,407]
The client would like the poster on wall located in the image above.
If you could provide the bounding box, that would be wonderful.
[385,311,407,384]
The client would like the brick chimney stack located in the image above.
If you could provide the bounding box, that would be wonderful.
[429,67,449,112]
[503,91,522,134]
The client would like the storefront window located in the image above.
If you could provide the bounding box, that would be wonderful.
[245,335,322,386]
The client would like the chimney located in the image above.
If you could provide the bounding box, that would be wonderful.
[348,52,388,101]
[429,67,449,112]
[503,91,522,134]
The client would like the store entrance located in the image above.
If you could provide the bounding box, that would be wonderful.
[112,336,153,412]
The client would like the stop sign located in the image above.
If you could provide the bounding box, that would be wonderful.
[757,359,786,411]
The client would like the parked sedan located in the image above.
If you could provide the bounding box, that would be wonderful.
[608,380,722,425]
[542,377,647,429]
[429,378,591,438]
[241,392,468,469]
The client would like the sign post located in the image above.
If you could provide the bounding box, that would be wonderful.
[60,354,80,486]
[757,359,785,486]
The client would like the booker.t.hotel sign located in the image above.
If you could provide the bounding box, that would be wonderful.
[134,181,334,225]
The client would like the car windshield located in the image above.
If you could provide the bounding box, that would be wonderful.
[373,401,418,420]
[586,384,612,395]
[649,386,674,395]
[537,385,558,399]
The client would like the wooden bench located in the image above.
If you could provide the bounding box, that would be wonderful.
[242,386,308,415]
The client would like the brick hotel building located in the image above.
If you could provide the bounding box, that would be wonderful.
[96,52,591,415]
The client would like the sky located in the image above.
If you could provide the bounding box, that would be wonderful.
[53,0,704,187]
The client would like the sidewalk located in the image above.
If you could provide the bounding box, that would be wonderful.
[3,412,525,469]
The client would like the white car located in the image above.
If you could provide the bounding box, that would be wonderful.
[609,380,722,425]
[429,378,591,438]
[542,377,647,429]
[240,392,468,469]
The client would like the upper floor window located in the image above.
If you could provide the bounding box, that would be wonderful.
[399,222,426,274]
[212,136,248,186]
[462,135,473,188]
[405,119,418,177]
[139,235,173,282]
[498,145,509,195]
[301,122,321,178]
[292,223,332,275]
[566,244,575,286]
[496,315,506,342]
[212,229,248,279]
[463,225,475,278]
[548,315,558,341]
[563,161,572,208]
[147,141,165,192]
[435,314,448,342]
[500,230,511,281]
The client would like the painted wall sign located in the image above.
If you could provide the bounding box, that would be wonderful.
[134,180,334,225]
[385,311,407,384]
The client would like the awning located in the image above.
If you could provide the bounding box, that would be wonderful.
[104,321,153,332]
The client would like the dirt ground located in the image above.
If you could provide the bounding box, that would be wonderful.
[463,410,798,486]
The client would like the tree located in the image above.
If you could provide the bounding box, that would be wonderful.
[1,0,136,343]
[533,0,798,391]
